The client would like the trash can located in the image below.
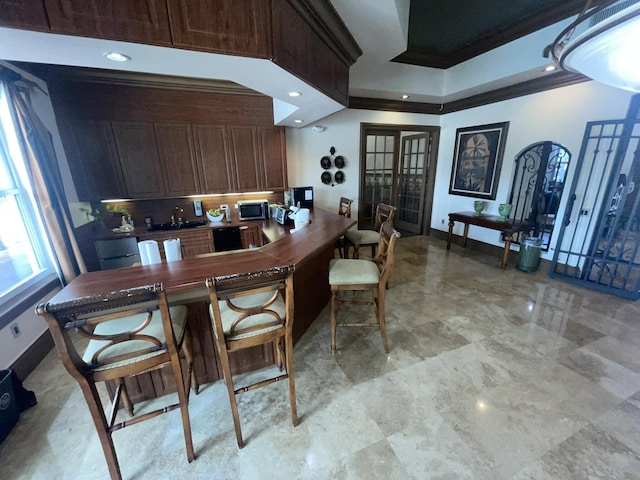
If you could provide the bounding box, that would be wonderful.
[516,236,543,272]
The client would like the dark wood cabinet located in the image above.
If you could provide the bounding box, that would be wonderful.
[154,123,201,196]
[166,0,271,58]
[259,126,288,191]
[0,0,50,30]
[44,0,172,45]
[241,224,262,249]
[192,124,234,194]
[60,120,126,201]
[112,121,166,199]
[228,126,260,192]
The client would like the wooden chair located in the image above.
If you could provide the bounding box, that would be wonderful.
[330,222,401,353]
[344,202,396,259]
[336,197,353,258]
[206,264,297,448]
[36,284,197,480]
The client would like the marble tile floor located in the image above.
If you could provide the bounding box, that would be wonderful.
[3,235,640,479]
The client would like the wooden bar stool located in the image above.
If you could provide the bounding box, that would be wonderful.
[344,202,396,259]
[330,222,400,353]
[336,196,353,258]
[36,284,197,480]
[206,264,297,448]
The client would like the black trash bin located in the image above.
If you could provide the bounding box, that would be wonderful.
[516,236,543,272]
[0,370,19,444]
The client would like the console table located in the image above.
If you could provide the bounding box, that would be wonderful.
[447,211,534,269]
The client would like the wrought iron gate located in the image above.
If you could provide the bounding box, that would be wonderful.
[550,96,640,299]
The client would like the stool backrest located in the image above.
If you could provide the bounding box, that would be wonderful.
[373,222,401,287]
[374,203,396,231]
[339,197,353,218]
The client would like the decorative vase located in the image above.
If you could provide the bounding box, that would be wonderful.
[473,200,485,215]
[498,203,513,220]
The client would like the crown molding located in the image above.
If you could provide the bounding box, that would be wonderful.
[349,71,589,115]
[288,0,362,66]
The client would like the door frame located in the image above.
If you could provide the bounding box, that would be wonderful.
[359,123,440,235]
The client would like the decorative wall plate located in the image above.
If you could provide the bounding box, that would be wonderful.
[320,156,331,169]
[334,170,345,184]
[321,171,332,184]
[334,155,345,169]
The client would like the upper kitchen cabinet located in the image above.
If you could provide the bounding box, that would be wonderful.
[227,126,288,192]
[228,127,261,192]
[154,123,201,196]
[58,120,126,201]
[259,127,288,191]
[167,0,271,58]
[192,124,234,194]
[111,121,166,199]
[0,0,50,30]
[44,0,172,45]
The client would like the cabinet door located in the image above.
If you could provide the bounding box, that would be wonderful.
[166,0,270,58]
[44,0,171,45]
[112,121,166,199]
[192,125,233,194]
[62,120,126,201]
[0,0,50,30]
[241,224,262,249]
[258,127,288,191]
[228,127,260,192]
[154,123,201,196]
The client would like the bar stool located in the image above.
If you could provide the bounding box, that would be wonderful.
[206,264,297,448]
[36,284,197,480]
[329,222,400,353]
[344,202,396,259]
[336,196,353,258]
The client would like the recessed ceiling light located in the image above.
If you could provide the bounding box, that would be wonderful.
[288,91,302,97]
[294,119,303,124]
[104,52,131,62]
[544,65,556,72]
[402,94,410,99]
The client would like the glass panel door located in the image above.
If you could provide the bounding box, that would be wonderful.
[360,131,398,229]
[395,133,430,234]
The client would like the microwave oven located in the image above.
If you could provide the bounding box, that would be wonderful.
[238,200,269,220]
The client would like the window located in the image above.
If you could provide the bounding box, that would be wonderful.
[0,83,57,326]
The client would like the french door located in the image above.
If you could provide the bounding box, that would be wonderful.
[359,124,438,234]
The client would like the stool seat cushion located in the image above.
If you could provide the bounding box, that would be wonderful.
[210,291,286,340]
[82,305,188,371]
[344,229,379,246]
[329,259,380,285]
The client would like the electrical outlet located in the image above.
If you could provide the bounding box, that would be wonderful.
[10,322,21,339]
[219,204,229,211]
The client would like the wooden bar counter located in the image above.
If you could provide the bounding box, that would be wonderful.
[51,208,355,402]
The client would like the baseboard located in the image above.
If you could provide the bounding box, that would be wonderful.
[10,330,54,382]
[428,229,550,273]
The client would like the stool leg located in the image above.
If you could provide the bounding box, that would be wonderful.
[330,290,339,353]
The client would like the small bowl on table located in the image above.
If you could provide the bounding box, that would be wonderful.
[207,212,224,222]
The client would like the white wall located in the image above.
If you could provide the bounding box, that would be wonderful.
[286,81,635,260]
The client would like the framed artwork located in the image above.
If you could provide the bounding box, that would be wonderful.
[449,121,509,199]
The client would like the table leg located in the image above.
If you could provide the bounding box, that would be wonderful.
[462,224,470,248]
[502,233,512,269]
[447,219,454,250]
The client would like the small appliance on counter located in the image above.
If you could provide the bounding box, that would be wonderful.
[290,186,313,209]
[238,199,269,220]
[273,205,294,226]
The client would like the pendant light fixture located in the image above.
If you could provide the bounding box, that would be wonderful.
[544,0,640,92]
